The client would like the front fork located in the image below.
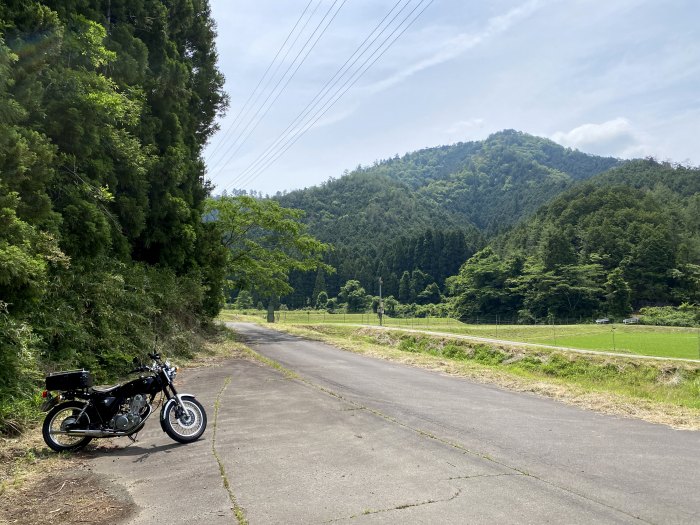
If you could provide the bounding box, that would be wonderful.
[166,383,188,414]
[159,384,193,428]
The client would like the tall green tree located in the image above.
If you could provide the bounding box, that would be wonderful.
[447,248,522,319]
[311,267,327,305]
[205,196,331,320]
[604,267,632,317]
[398,271,411,303]
[338,280,369,313]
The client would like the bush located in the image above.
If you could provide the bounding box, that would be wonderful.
[638,304,699,327]
[0,306,43,435]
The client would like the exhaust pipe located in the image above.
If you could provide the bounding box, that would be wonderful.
[65,429,128,437]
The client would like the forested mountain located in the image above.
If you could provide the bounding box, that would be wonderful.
[0,0,227,433]
[275,130,620,306]
[276,170,465,249]
[449,159,700,320]
[364,129,621,233]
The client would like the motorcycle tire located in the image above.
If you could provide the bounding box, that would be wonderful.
[162,396,207,444]
[42,401,93,452]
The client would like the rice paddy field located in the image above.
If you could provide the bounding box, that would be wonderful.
[220,310,700,360]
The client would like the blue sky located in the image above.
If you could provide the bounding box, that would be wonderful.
[204,0,700,195]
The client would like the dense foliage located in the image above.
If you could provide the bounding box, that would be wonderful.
[366,130,621,233]
[205,195,330,317]
[449,160,700,321]
[0,0,227,434]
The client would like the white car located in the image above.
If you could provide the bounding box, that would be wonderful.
[595,318,610,324]
[622,317,639,324]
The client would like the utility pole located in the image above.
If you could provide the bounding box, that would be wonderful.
[378,277,384,326]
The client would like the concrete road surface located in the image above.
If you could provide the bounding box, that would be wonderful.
[90,322,700,524]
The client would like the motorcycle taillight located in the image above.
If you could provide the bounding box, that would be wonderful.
[41,390,48,398]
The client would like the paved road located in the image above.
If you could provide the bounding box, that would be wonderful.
[89,322,700,524]
[227,322,700,524]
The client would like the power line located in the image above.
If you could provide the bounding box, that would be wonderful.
[229,0,432,190]
[229,0,434,190]
[224,0,413,189]
[237,0,433,189]
[208,0,345,177]
[207,0,347,178]
[206,0,316,164]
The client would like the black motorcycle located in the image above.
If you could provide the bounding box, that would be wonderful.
[40,352,207,452]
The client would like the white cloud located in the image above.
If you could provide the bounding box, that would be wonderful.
[367,0,547,94]
[551,118,651,158]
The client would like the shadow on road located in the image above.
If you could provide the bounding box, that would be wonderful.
[84,441,185,463]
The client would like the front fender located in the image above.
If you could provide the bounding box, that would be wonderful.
[159,394,196,431]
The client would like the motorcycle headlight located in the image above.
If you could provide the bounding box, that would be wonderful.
[165,361,177,381]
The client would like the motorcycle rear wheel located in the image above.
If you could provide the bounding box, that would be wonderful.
[42,401,93,452]
[162,396,207,443]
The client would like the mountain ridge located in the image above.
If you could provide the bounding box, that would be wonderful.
[274,130,623,305]
[277,129,621,243]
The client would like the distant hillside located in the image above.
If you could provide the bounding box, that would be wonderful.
[275,130,621,306]
[277,170,465,250]
[449,159,700,320]
[363,129,621,233]
[279,130,620,245]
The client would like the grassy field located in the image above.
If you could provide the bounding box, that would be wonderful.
[220,310,700,360]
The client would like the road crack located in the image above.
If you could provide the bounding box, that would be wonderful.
[325,488,462,522]
[211,376,248,525]
[446,472,523,481]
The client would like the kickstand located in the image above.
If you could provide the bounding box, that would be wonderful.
[127,432,139,444]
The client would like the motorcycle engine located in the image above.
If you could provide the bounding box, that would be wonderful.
[110,395,147,431]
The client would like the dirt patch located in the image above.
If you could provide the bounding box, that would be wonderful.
[0,428,135,525]
[0,468,135,525]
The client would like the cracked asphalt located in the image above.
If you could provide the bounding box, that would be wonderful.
[89,322,700,524]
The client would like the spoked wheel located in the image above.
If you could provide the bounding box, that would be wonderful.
[162,396,207,444]
[42,401,93,452]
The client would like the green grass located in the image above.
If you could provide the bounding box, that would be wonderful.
[219,310,700,360]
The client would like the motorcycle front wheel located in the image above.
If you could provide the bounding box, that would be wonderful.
[162,396,207,443]
[42,401,93,452]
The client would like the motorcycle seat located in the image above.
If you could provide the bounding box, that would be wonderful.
[91,384,121,393]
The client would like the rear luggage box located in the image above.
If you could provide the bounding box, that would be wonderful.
[45,370,93,391]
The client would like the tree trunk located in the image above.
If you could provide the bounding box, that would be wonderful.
[267,297,278,323]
